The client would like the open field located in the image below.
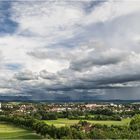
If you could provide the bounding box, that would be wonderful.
[0,122,42,139]
[44,118,131,127]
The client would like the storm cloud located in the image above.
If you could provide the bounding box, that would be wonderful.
[0,1,140,100]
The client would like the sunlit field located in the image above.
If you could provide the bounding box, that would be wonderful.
[44,118,131,127]
[0,122,42,139]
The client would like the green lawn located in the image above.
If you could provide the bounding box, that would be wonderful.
[44,118,131,127]
[87,118,131,126]
[0,122,42,139]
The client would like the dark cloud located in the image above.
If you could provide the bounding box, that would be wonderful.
[14,70,38,81]
[27,50,67,60]
[84,0,106,14]
[12,48,140,100]
[70,49,128,71]
[39,70,57,80]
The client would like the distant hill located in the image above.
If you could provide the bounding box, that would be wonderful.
[0,96,140,104]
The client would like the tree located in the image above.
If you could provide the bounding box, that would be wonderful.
[130,114,140,130]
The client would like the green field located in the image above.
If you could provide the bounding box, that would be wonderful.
[45,118,131,127]
[0,122,42,139]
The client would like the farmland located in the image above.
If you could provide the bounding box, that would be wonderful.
[44,118,131,127]
[0,122,42,139]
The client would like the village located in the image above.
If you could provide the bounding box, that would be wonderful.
[0,102,139,115]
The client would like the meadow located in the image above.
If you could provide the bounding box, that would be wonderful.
[44,118,131,127]
[0,122,42,139]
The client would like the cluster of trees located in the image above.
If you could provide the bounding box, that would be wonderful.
[0,115,86,139]
[0,115,51,138]
[32,110,85,120]
[64,109,121,121]
[89,109,115,116]
[68,114,121,121]
[30,106,140,122]
[93,115,121,121]
[0,114,140,139]
[121,110,140,117]
[31,109,122,121]
[130,114,140,130]
[33,111,58,120]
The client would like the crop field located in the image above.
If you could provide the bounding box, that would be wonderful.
[0,122,42,139]
[45,118,131,127]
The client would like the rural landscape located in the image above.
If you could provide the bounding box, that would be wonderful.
[0,101,140,139]
[0,0,140,139]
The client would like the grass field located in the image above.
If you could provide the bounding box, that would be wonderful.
[0,118,131,138]
[44,118,131,127]
[0,122,42,139]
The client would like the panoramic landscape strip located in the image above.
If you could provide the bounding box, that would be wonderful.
[0,102,140,139]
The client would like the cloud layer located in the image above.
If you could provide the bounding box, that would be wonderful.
[0,0,140,100]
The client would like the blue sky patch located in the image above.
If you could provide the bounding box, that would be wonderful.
[5,63,23,71]
[0,1,18,35]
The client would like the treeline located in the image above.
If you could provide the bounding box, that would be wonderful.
[0,115,51,138]
[68,114,121,121]
[1,115,140,139]
[0,108,122,121]
[120,110,140,117]
[32,109,121,121]
[32,110,84,120]
[87,114,121,121]
[67,109,121,121]
[0,115,87,139]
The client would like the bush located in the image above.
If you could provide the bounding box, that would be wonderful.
[130,114,140,130]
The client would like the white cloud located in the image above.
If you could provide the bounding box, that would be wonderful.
[0,0,140,99]
[84,0,140,25]
[11,1,84,40]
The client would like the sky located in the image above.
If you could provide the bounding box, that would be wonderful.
[0,0,140,100]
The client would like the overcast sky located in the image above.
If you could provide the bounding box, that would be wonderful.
[0,0,140,100]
